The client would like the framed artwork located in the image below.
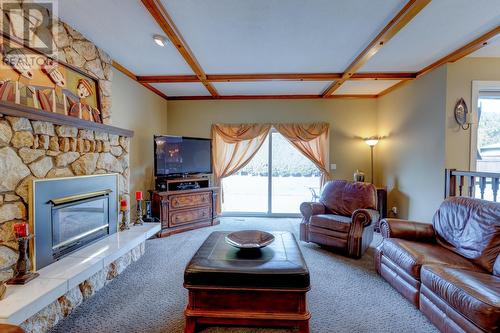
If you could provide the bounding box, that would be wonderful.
[0,34,103,123]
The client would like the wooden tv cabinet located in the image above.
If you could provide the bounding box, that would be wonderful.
[152,183,219,237]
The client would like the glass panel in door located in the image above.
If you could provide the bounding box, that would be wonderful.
[221,135,269,213]
[271,131,321,214]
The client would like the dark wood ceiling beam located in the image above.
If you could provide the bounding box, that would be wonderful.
[141,0,219,97]
[375,80,410,97]
[136,72,416,83]
[137,75,200,83]
[112,61,137,81]
[112,61,168,100]
[142,83,169,100]
[322,0,431,97]
[168,94,377,101]
[375,26,500,97]
[207,73,342,82]
[417,26,500,77]
[351,72,416,80]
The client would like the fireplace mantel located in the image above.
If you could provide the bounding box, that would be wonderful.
[0,101,134,138]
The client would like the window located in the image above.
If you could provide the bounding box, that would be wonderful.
[471,81,500,201]
[476,94,500,173]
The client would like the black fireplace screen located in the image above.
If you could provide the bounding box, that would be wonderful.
[31,174,118,270]
[51,195,109,258]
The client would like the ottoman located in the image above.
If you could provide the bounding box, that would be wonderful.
[184,231,311,333]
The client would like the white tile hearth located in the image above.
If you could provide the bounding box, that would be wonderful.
[0,223,160,325]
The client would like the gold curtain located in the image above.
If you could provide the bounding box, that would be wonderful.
[274,122,331,186]
[212,123,272,213]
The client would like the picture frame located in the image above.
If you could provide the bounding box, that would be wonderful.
[0,33,103,124]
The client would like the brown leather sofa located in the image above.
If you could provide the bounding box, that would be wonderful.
[376,197,500,333]
[300,180,379,258]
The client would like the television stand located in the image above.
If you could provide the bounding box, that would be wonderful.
[152,177,219,237]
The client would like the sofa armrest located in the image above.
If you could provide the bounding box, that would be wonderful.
[379,218,435,242]
[300,202,325,220]
[352,208,380,227]
[347,209,378,258]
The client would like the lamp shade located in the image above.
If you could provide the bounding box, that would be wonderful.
[364,138,379,147]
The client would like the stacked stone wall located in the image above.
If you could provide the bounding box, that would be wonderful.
[0,115,130,281]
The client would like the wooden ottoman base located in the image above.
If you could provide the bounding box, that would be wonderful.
[184,286,310,333]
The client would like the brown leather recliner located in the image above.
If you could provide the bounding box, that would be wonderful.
[300,180,379,258]
[376,197,500,333]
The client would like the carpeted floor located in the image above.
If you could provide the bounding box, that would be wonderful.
[49,217,438,333]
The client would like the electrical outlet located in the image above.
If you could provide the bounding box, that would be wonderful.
[330,163,337,170]
[391,206,398,215]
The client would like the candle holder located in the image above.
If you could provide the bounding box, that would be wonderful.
[134,199,144,225]
[0,281,6,300]
[120,209,130,231]
[7,235,39,285]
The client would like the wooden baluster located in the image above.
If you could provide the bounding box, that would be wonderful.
[468,176,475,197]
[492,177,499,202]
[445,169,456,198]
[479,177,487,199]
[459,176,465,196]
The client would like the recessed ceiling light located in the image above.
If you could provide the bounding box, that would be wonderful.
[153,34,168,47]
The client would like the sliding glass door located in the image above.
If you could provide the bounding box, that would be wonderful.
[222,129,321,216]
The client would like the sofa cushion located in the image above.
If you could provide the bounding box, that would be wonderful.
[382,239,484,280]
[494,255,500,277]
[320,180,377,216]
[421,265,500,332]
[310,214,351,233]
[433,197,500,273]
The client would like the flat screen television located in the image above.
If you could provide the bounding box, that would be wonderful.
[154,135,212,176]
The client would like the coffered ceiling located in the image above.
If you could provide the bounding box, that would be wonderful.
[58,0,500,100]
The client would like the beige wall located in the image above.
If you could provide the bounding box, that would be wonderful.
[111,68,168,198]
[376,66,448,222]
[165,58,500,222]
[445,57,500,170]
[167,99,378,181]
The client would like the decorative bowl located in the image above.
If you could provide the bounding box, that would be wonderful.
[225,230,275,249]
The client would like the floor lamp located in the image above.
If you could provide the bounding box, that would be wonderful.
[364,137,379,184]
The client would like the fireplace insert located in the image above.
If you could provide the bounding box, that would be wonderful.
[50,190,111,260]
[30,174,118,270]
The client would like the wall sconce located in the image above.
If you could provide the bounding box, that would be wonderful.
[454,98,471,130]
[364,137,380,184]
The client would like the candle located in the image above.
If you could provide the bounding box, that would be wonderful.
[135,191,143,201]
[13,223,29,238]
[120,198,128,211]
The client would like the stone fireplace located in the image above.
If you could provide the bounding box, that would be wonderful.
[0,0,125,282]
[30,174,118,270]
[0,117,131,281]
[0,4,162,333]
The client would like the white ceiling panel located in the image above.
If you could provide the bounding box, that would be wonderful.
[361,0,500,72]
[161,0,406,74]
[333,80,401,95]
[150,83,210,97]
[469,34,500,57]
[213,81,332,95]
[58,0,193,75]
